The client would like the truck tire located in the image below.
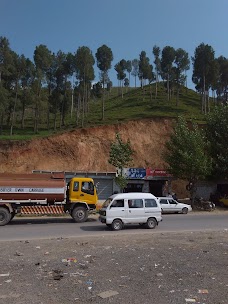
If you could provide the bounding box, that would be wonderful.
[71,206,88,223]
[0,207,11,226]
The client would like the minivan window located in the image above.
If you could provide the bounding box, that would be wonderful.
[128,199,143,208]
[145,199,157,208]
[111,200,124,208]
[102,198,112,208]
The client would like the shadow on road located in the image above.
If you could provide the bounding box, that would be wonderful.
[80,224,144,232]
[9,217,97,225]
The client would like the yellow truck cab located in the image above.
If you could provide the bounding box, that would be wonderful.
[68,177,98,206]
[67,177,98,222]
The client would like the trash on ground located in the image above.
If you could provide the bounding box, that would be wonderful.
[62,258,77,263]
[0,273,9,277]
[52,269,63,280]
[15,251,23,256]
[185,299,196,303]
[98,290,119,299]
[198,289,209,294]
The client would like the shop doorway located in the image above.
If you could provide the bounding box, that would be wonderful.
[124,183,143,193]
[149,180,165,197]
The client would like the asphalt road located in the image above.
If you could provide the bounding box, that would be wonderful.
[0,212,228,241]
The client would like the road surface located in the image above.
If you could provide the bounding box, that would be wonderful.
[0,212,227,241]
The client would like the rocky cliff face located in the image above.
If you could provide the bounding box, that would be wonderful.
[0,118,188,197]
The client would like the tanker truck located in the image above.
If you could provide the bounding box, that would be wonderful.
[0,172,98,226]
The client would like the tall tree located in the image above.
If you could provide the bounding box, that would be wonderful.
[95,45,113,120]
[147,64,155,101]
[152,45,161,99]
[126,60,132,87]
[108,133,134,191]
[131,59,139,88]
[138,51,151,88]
[173,48,190,105]
[215,56,228,102]
[163,116,211,205]
[34,44,53,133]
[10,53,27,135]
[160,46,175,101]
[75,46,95,127]
[206,106,228,179]
[192,43,216,114]
[114,59,126,98]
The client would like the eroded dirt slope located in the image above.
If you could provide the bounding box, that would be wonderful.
[0,118,174,173]
[0,118,187,196]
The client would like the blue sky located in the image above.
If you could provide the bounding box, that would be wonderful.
[1,0,227,90]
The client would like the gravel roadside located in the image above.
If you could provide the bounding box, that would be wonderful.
[0,229,227,304]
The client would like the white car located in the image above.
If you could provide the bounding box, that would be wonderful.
[157,197,192,214]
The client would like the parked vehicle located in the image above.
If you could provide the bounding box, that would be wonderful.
[194,197,216,211]
[0,172,98,226]
[157,197,192,214]
[99,192,162,231]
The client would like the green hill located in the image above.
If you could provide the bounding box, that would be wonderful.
[0,83,205,140]
[87,83,203,127]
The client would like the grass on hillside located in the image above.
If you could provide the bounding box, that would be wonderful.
[0,83,206,140]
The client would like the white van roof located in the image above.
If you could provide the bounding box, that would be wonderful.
[110,192,157,200]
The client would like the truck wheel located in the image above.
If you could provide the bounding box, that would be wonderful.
[146,218,157,229]
[0,207,11,226]
[111,219,123,231]
[71,207,88,223]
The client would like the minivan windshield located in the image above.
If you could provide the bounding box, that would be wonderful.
[102,198,112,208]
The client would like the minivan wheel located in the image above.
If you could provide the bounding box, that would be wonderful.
[182,207,188,214]
[146,218,157,229]
[111,219,123,231]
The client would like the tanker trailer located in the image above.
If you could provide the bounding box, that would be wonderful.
[0,172,98,226]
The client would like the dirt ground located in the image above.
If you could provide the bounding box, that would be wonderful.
[0,230,227,304]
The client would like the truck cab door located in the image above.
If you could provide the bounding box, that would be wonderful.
[69,179,96,205]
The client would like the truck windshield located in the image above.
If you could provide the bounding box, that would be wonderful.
[102,198,112,208]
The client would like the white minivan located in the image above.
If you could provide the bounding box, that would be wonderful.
[99,192,162,231]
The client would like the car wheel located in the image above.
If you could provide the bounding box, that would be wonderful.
[111,219,123,231]
[182,207,188,214]
[146,218,157,229]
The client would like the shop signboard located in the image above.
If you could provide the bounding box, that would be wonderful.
[146,168,172,179]
[125,168,146,179]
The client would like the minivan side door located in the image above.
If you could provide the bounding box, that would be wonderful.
[108,199,126,222]
[126,198,145,223]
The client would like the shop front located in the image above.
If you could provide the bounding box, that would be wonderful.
[124,168,173,197]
